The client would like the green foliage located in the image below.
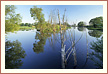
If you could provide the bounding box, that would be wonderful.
[5,5,22,32]
[30,6,45,30]
[87,27,103,30]
[5,40,26,69]
[19,26,35,31]
[90,37,103,68]
[33,38,45,54]
[33,31,52,54]
[88,30,103,38]
[20,23,34,27]
[5,5,16,16]
[30,6,69,33]
[89,16,103,28]
[78,21,86,27]
[55,25,60,30]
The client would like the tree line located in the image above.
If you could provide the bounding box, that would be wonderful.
[20,23,34,27]
[5,5,103,32]
[77,16,103,29]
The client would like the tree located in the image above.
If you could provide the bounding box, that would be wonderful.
[30,6,45,30]
[25,23,29,26]
[5,5,22,32]
[20,23,25,26]
[78,21,86,27]
[89,16,103,28]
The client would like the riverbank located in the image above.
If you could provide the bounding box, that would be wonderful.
[19,26,35,31]
[86,27,103,31]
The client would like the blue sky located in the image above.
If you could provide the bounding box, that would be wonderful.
[15,5,103,25]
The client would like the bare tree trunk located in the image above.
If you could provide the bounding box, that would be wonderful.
[58,9,66,69]
[51,10,53,25]
[58,10,61,29]
[63,8,66,25]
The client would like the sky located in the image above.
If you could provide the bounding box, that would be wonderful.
[15,5,103,25]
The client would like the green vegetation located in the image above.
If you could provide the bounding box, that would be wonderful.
[19,23,35,31]
[33,31,53,54]
[5,5,22,32]
[5,40,26,69]
[77,16,103,31]
[87,16,103,30]
[30,6,46,30]
[87,27,103,30]
[88,30,103,38]
[20,23,34,27]
[90,37,103,68]
[30,6,69,33]
[19,26,35,31]
[89,16,103,28]
[78,21,86,27]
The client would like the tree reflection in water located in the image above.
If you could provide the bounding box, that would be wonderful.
[60,27,84,69]
[89,37,103,69]
[32,27,103,69]
[77,27,86,32]
[5,40,26,69]
[33,31,52,54]
[88,29,103,68]
[88,30,103,38]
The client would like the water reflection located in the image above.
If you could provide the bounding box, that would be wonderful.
[82,29,89,68]
[5,40,26,69]
[60,28,84,68]
[88,30,103,38]
[5,27,103,69]
[89,37,103,69]
[77,27,86,32]
[33,31,52,54]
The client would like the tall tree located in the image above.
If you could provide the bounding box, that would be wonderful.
[30,6,45,30]
[5,5,22,32]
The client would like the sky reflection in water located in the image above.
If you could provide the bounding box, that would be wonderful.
[5,27,103,69]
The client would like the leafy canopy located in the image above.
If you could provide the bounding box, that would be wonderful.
[89,16,103,28]
[30,6,45,24]
[5,5,22,32]
[78,21,86,27]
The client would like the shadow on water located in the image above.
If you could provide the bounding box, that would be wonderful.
[5,40,26,69]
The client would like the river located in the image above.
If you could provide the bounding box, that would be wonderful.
[5,27,103,69]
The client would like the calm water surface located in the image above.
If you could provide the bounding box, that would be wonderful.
[5,27,103,69]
